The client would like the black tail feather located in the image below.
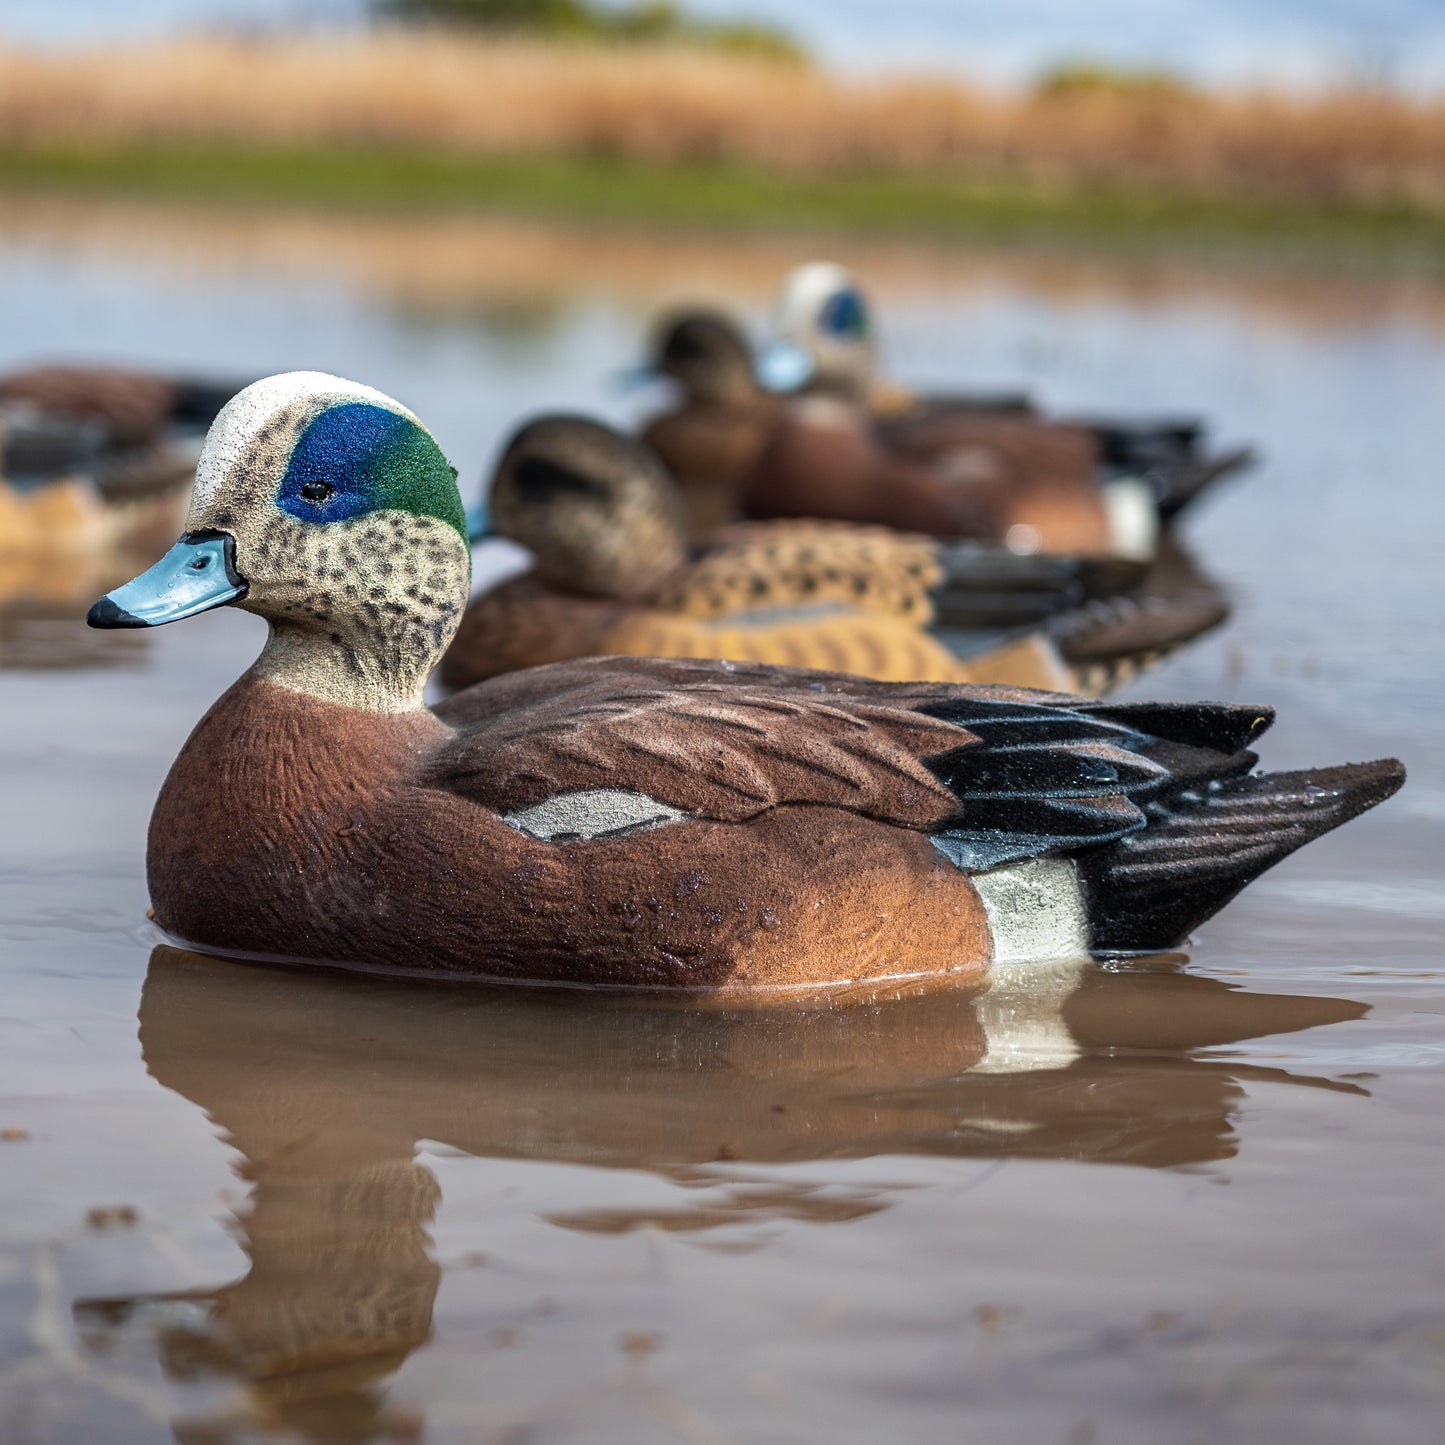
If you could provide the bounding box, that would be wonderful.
[1081,759,1406,953]
[1156,445,1259,519]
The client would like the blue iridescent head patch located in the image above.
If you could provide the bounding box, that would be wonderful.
[276,401,466,543]
[819,288,870,339]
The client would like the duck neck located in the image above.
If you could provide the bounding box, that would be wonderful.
[256,620,439,714]
[248,514,469,715]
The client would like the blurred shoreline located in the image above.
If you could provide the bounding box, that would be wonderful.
[7,192,1445,335]
[3,31,1445,256]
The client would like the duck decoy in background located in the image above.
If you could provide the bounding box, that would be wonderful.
[740,391,1157,558]
[0,364,241,451]
[637,310,783,533]
[0,363,248,566]
[761,261,1255,521]
[88,372,1401,988]
[444,416,1228,695]
[634,307,1179,559]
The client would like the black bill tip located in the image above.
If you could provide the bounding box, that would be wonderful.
[87,596,149,629]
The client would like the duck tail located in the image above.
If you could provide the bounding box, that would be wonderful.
[1155,444,1259,520]
[1079,757,1406,954]
[1047,589,1231,695]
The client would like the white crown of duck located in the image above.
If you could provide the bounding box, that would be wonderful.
[85,372,1402,980]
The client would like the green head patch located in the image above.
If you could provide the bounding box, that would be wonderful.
[276,401,467,544]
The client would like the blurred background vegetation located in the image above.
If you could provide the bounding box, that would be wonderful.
[0,0,1443,253]
[377,0,803,59]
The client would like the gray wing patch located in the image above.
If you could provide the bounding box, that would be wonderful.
[503,789,687,844]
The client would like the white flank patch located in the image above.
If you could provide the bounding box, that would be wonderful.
[1102,475,1160,562]
[504,789,685,843]
[973,856,1089,970]
[191,370,421,512]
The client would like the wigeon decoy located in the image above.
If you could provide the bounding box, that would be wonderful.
[761,261,1255,521]
[443,416,1227,696]
[87,372,1401,990]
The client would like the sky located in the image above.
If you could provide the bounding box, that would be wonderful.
[3,0,1445,91]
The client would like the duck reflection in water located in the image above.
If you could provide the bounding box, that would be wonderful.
[75,945,1368,1441]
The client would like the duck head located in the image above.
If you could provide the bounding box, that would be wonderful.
[757,261,877,398]
[651,310,760,407]
[489,415,687,599]
[86,371,469,714]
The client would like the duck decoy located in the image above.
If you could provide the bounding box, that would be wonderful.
[635,307,1166,559]
[0,364,245,569]
[0,364,241,451]
[443,415,1227,696]
[636,310,783,533]
[761,261,1255,520]
[87,372,1402,989]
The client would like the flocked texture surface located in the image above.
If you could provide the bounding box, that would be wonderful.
[276,400,466,545]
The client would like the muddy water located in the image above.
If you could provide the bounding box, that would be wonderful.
[1,202,1443,1444]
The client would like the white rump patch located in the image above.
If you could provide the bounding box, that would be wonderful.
[1102,475,1160,562]
[503,789,686,843]
[191,370,421,512]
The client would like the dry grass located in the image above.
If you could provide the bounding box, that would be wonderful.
[2,30,1445,212]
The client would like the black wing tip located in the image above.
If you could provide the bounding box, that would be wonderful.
[1287,756,1407,814]
[1082,700,1275,754]
[1081,756,1407,953]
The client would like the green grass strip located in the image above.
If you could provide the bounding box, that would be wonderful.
[3,144,1444,259]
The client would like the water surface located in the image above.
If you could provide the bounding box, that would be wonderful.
[1,199,1442,1443]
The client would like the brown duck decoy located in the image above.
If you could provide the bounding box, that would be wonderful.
[0,364,240,451]
[0,363,245,570]
[633,305,1162,558]
[762,261,1256,520]
[85,372,1401,989]
[445,416,1227,694]
[739,388,1153,558]
[637,310,782,533]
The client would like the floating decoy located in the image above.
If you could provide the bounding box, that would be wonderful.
[636,308,1177,558]
[443,416,1227,695]
[0,364,241,451]
[761,261,1255,520]
[638,310,783,533]
[0,363,244,565]
[88,372,1402,989]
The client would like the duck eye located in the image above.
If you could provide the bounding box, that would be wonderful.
[299,481,335,504]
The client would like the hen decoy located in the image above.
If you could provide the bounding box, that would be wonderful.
[445,416,1228,695]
